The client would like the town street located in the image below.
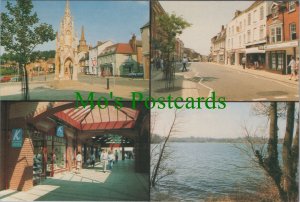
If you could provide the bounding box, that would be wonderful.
[152,62,299,101]
[0,73,149,100]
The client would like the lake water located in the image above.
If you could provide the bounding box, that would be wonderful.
[151,142,269,201]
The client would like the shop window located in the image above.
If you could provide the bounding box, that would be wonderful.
[271,53,277,70]
[46,136,66,173]
[288,1,296,12]
[278,53,284,70]
[290,23,297,40]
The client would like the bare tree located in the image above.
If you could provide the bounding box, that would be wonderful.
[240,102,299,202]
[151,109,181,187]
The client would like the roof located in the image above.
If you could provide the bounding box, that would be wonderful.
[140,22,150,30]
[101,43,134,55]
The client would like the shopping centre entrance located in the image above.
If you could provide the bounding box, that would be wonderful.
[0,102,149,200]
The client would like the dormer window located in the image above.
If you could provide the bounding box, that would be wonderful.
[272,6,278,18]
[288,1,296,12]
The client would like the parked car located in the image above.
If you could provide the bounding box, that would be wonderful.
[0,76,11,83]
[10,76,21,82]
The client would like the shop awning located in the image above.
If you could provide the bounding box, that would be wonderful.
[246,47,265,54]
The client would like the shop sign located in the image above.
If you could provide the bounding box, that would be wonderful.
[56,125,64,138]
[12,128,23,148]
[265,41,299,50]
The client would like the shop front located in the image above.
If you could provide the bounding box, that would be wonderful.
[245,47,266,69]
[265,41,299,74]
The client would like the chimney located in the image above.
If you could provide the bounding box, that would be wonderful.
[130,34,137,53]
[235,10,241,17]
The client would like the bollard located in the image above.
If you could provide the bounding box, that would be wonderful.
[106,78,109,90]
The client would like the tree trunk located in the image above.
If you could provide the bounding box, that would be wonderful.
[266,102,286,201]
[24,64,29,100]
[291,111,299,201]
[282,102,295,201]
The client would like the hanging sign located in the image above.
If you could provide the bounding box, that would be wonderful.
[11,128,23,148]
[56,125,64,138]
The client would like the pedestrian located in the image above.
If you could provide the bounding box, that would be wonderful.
[108,151,115,170]
[90,153,95,167]
[182,57,188,72]
[115,150,119,163]
[241,56,246,69]
[76,152,82,173]
[160,58,164,71]
[101,150,108,173]
[156,57,160,70]
[289,56,297,81]
[98,150,102,162]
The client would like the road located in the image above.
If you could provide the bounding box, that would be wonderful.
[153,62,298,101]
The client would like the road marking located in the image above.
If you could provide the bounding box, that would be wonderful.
[195,72,214,97]
[252,98,268,101]
[274,96,288,99]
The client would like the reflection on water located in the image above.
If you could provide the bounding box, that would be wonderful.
[152,143,267,201]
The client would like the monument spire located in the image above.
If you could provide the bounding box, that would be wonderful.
[65,0,70,15]
[80,26,85,41]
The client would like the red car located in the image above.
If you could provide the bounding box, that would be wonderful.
[0,76,11,83]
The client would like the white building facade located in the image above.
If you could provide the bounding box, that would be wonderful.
[88,41,114,76]
[225,1,272,67]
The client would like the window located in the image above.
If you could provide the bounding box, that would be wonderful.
[239,21,242,31]
[232,26,234,35]
[239,35,241,47]
[253,10,257,23]
[271,28,276,43]
[272,6,278,18]
[248,13,251,25]
[259,25,264,40]
[243,34,246,44]
[276,27,282,42]
[253,28,257,41]
[288,1,296,12]
[228,39,230,48]
[290,23,297,40]
[247,30,251,43]
[260,6,264,20]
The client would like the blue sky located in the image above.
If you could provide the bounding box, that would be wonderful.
[152,102,299,139]
[1,0,149,51]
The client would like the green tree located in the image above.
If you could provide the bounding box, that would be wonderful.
[1,0,55,99]
[154,13,191,80]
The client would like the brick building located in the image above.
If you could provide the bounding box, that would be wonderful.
[265,1,299,74]
[0,102,149,192]
[151,0,166,59]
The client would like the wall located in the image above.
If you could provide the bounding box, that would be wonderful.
[7,136,34,191]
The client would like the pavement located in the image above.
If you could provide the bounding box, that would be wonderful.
[0,73,149,100]
[151,63,200,98]
[0,160,149,201]
[151,62,299,101]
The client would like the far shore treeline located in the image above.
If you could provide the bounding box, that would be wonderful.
[151,134,284,144]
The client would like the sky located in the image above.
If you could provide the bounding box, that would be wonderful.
[160,1,253,55]
[0,0,149,52]
[152,102,299,139]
